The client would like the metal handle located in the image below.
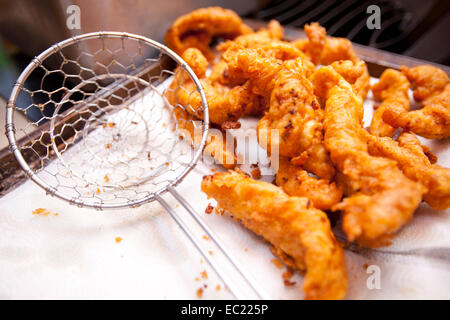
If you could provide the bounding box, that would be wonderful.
[155,185,270,300]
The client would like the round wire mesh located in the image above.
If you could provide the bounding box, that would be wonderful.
[5,32,209,209]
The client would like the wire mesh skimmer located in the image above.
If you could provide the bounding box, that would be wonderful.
[5,31,268,300]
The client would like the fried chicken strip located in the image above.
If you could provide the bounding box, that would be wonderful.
[172,106,236,169]
[167,48,251,125]
[201,170,347,300]
[165,49,237,168]
[294,22,358,65]
[224,47,334,179]
[330,60,370,99]
[216,20,283,52]
[383,83,450,139]
[366,132,450,210]
[310,66,425,248]
[369,69,410,137]
[401,65,448,102]
[276,156,343,210]
[164,7,252,60]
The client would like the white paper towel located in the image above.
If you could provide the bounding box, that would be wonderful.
[0,78,449,300]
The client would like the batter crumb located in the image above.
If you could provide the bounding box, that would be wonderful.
[205,203,214,214]
[283,279,296,286]
[250,168,261,179]
[271,258,283,270]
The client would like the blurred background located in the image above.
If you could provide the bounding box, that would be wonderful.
[0,0,449,149]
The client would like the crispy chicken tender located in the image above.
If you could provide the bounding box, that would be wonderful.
[294,22,358,65]
[173,79,251,124]
[401,65,448,101]
[383,83,450,139]
[310,66,425,248]
[216,20,283,52]
[276,157,343,210]
[173,106,237,169]
[201,170,347,300]
[217,42,314,88]
[366,132,450,210]
[167,48,251,125]
[330,60,370,99]
[165,49,237,168]
[369,69,410,137]
[224,47,334,179]
[164,7,252,60]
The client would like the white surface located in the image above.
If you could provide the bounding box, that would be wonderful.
[0,78,449,300]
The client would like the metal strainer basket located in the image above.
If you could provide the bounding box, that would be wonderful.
[5,32,267,299]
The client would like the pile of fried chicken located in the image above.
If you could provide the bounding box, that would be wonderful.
[164,7,450,300]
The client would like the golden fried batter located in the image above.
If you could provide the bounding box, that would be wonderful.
[369,69,410,137]
[173,106,236,169]
[167,48,251,125]
[276,156,343,210]
[294,22,358,65]
[224,47,334,179]
[216,20,283,52]
[383,83,450,139]
[401,65,448,101]
[330,60,370,99]
[201,170,347,300]
[310,66,425,248]
[366,132,450,210]
[164,7,251,60]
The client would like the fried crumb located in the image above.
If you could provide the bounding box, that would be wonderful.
[115,237,122,243]
[373,103,380,110]
[244,248,248,252]
[215,207,225,215]
[221,120,241,130]
[208,250,213,255]
[283,279,296,286]
[362,263,369,270]
[131,121,138,125]
[201,270,208,280]
[250,168,261,179]
[105,143,111,149]
[195,277,201,281]
[147,152,151,160]
[216,284,221,291]
[102,122,116,128]
[202,235,210,241]
[32,208,51,216]
[96,188,101,194]
[165,162,169,167]
[271,258,283,270]
[205,203,214,214]
[282,270,293,280]
[196,288,203,299]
